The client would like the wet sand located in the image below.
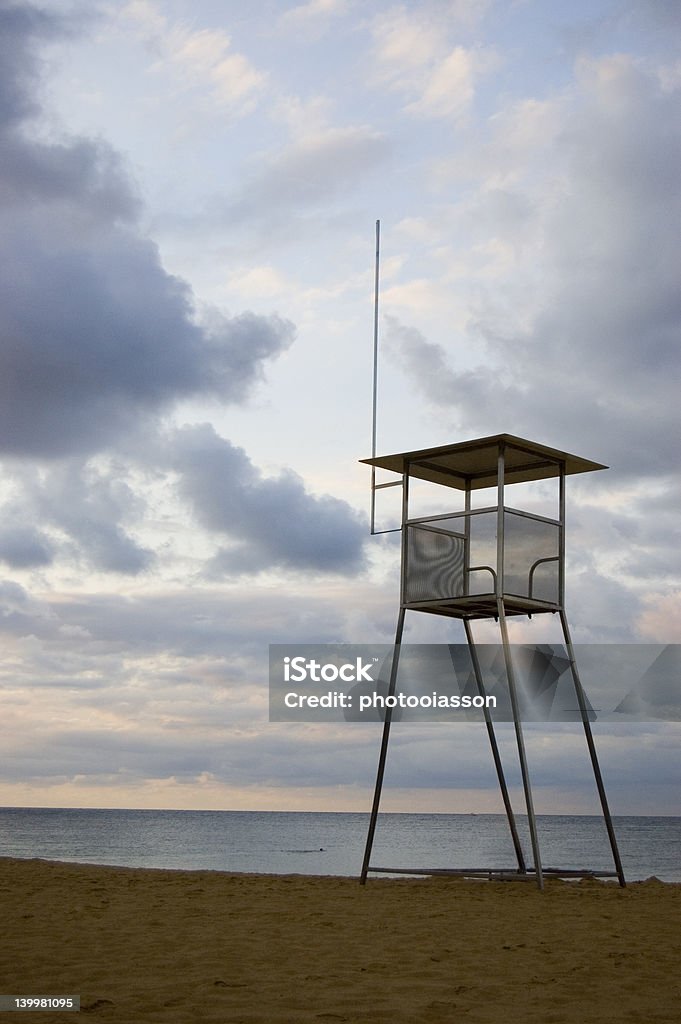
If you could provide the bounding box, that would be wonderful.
[1,857,679,1023]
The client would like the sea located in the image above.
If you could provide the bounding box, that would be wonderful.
[0,808,679,882]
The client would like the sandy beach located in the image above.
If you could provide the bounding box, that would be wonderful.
[1,857,679,1023]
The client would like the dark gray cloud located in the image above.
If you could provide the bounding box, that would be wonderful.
[0,524,53,567]
[0,2,62,129]
[16,586,365,657]
[0,578,56,635]
[0,412,368,578]
[0,3,360,580]
[0,219,294,456]
[0,5,130,216]
[612,486,681,582]
[171,424,366,575]
[0,4,349,583]
[0,3,294,458]
[33,461,154,575]
[0,459,155,576]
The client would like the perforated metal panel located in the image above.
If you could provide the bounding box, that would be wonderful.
[503,511,559,602]
[405,525,465,603]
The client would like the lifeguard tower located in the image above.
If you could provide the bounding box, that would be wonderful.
[359,433,625,889]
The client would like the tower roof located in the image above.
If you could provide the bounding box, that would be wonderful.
[360,433,607,490]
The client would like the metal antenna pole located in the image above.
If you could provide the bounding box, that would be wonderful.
[370,220,380,535]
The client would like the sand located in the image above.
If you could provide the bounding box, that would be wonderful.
[1,857,679,1024]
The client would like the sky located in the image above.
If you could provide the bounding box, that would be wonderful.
[0,0,680,817]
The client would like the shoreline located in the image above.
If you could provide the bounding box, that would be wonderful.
[0,851,677,882]
[3,856,680,1022]
[1,851,678,885]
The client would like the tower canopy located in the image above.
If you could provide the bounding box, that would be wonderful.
[361,433,607,491]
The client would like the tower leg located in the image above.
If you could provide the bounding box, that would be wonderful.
[558,610,626,887]
[360,607,406,884]
[461,620,527,874]
[497,599,544,890]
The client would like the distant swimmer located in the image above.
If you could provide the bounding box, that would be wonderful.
[285,848,325,852]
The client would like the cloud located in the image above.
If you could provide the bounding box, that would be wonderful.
[0,525,54,568]
[120,0,266,114]
[29,461,155,575]
[370,5,497,119]
[281,0,351,29]
[371,5,442,73]
[0,223,294,457]
[0,2,66,128]
[0,403,370,577]
[224,126,390,225]
[406,45,499,120]
[0,4,353,588]
[170,424,367,576]
[0,4,294,458]
[0,578,56,636]
[620,0,681,32]
[386,56,681,476]
[379,56,681,644]
[0,454,160,576]
[0,578,675,810]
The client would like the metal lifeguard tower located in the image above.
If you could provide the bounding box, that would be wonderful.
[359,433,626,888]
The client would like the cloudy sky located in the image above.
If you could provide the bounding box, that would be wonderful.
[1,0,679,817]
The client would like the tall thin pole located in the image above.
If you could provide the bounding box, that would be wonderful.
[370,220,380,535]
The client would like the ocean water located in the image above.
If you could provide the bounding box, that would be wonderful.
[0,808,679,882]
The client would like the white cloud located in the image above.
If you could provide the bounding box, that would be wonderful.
[432,95,565,190]
[638,592,681,642]
[226,264,290,298]
[406,45,499,120]
[272,93,333,138]
[118,0,166,37]
[120,0,266,113]
[372,5,442,73]
[657,58,681,92]
[381,278,458,315]
[281,0,351,26]
[370,5,497,119]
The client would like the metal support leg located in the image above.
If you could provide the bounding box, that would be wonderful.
[559,610,626,887]
[497,599,544,890]
[460,621,527,873]
[360,607,406,884]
